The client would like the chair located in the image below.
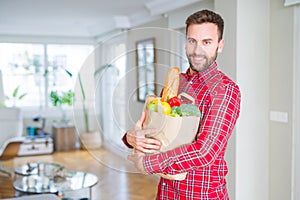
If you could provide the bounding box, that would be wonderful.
[0,107,24,177]
[0,137,24,176]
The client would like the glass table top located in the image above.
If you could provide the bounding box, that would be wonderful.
[14,163,98,194]
[14,162,64,176]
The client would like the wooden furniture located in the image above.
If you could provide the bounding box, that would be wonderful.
[52,125,77,151]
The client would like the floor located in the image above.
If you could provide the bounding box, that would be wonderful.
[0,148,159,199]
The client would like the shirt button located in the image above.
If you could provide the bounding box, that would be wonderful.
[162,183,166,186]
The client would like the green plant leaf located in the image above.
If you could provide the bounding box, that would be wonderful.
[78,74,86,101]
[50,90,60,107]
[13,86,20,98]
[61,90,74,106]
[18,93,27,100]
[50,90,74,107]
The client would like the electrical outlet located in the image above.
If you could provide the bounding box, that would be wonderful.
[270,111,288,123]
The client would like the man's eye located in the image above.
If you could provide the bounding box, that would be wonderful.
[203,41,211,45]
[188,39,196,44]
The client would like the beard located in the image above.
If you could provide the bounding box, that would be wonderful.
[187,48,218,72]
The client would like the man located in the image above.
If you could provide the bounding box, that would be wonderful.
[124,9,241,199]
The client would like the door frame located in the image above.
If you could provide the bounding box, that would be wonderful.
[292,5,300,200]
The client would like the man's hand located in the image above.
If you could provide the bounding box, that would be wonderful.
[126,111,161,154]
[127,153,147,174]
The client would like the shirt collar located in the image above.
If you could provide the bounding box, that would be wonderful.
[184,61,218,80]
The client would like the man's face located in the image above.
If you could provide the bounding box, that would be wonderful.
[186,23,224,73]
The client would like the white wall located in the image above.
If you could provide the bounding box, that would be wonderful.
[125,18,170,127]
[216,0,297,200]
[216,0,270,200]
[238,0,270,199]
[269,1,295,200]
[214,0,237,198]
[293,5,300,200]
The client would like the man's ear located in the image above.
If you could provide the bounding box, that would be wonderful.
[217,39,225,53]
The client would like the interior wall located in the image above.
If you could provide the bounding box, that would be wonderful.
[269,1,295,200]
[294,5,300,200]
[237,0,270,199]
[125,17,169,129]
[216,0,270,199]
[214,0,237,198]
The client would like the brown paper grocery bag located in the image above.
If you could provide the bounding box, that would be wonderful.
[143,107,200,152]
[142,93,200,180]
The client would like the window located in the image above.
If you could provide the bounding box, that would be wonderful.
[0,43,94,108]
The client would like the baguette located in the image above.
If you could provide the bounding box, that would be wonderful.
[161,67,180,102]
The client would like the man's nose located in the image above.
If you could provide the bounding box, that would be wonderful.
[195,43,205,54]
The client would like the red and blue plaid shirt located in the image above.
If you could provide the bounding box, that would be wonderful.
[143,62,241,199]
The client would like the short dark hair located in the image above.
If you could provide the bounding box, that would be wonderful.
[185,9,224,41]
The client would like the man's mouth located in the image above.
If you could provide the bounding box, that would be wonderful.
[192,56,206,64]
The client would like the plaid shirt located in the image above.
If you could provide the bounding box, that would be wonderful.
[143,62,241,200]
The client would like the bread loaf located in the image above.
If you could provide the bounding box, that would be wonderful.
[161,67,180,102]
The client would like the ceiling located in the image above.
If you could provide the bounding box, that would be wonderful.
[0,0,200,38]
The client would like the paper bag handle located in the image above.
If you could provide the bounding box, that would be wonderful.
[157,98,163,113]
[178,92,195,104]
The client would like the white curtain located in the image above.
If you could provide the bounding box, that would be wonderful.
[97,34,127,149]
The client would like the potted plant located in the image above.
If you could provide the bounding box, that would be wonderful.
[49,90,74,125]
[3,85,27,107]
